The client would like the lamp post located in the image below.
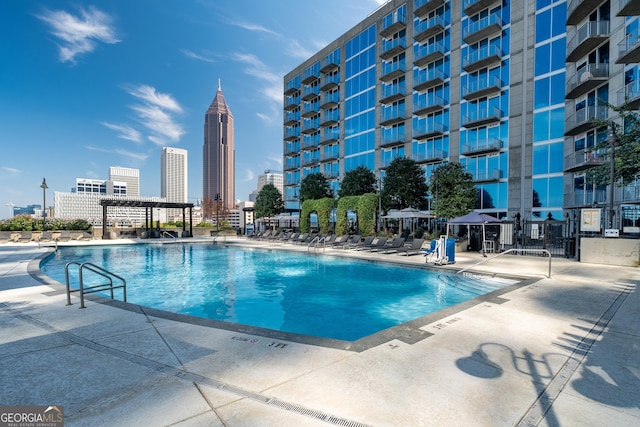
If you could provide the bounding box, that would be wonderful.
[293,192,300,231]
[40,178,48,230]
[606,123,618,229]
[214,193,220,231]
[6,202,14,219]
[377,174,383,232]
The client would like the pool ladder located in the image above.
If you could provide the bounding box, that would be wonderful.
[307,235,326,253]
[64,262,127,309]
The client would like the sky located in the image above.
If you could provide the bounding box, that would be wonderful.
[0,0,387,218]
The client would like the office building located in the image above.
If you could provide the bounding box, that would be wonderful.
[108,166,139,197]
[204,80,235,211]
[74,178,127,195]
[54,192,166,225]
[161,147,188,221]
[257,170,284,196]
[283,0,640,230]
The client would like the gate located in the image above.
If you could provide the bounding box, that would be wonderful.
[517,218,575,258]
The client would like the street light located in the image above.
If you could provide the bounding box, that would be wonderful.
[6,202,14,219]
[40,178,48,230]
[606,123,618,229]
[214,193,220,231]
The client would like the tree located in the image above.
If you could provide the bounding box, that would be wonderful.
[201,196,214,220]
[589,102,640,186]
[300,172,332,201]
[254,183,284,219]
[430,162,476,219]
[338,166,377,197]
[381,157,429,211]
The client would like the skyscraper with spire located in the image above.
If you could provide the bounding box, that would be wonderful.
[203,79,235,211]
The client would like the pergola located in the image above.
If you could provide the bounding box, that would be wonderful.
[99,199,195,239]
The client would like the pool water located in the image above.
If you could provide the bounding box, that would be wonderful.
[41,243,511,341]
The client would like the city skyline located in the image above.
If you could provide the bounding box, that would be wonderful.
[0,0,386,216]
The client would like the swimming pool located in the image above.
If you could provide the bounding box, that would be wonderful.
[41,243,512,341]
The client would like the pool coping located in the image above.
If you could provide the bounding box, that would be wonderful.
[31,241,542,352]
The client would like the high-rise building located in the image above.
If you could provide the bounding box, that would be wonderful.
[161,147,188,220]
[257,170,284,196]
[203,80,235,211]
[108,166,139,198]
[282,0,640,231]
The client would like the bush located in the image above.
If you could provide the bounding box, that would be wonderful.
[0,216,92,231]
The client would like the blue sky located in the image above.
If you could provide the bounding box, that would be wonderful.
[0,0,385,217]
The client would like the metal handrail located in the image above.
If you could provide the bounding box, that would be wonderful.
[307,235,326,253]
[65,262,127,308]
[456,248,552,278]
[161,231,176,239]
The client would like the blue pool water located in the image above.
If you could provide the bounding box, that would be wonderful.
[41,243,509,341]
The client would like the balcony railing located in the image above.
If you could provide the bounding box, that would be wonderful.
[284,110,300,126]
[380,8,406,37]
[566,63,609,99]
[301,118,320,134]
[413,122,447,140]
[380,37,407,60]
[284,127,300,141]
[462,12,503,45]
[320,110,340,127]
[320,57,339,74]
[320,73,340,92]
[380,130,406,147]
[617,34,640,64]
[302,156,320,167]
[472,169,501,183]
[413,94,446,116]
[302,102,319,118]
[461,138,502,156]
[463,0,500,16]
[564,105,608,136]
[567,0,604,26]
[414,0,445,18]
[462,44,503,73]
[617,81,640,109]
[619,0,640,16]
[284,160,300,171]
[301,85,320,101]
[380,61,406,82]
[320,150,340,162]
[461,75,503,100]
[301,66,320,84]
[320,129,340,145]
[412,149,447,163]
[320,91,340,109]
[284,142,300,155]
[566,20,610,62]
[564,149,605,173]
[380,82,406,104]
[567,189,607,207]
[414,15,446,43]
[413,68,447,92]
[413,41,446,67]
[284,95,300,111]
[462,106,503,128]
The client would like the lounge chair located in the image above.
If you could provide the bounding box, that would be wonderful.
[18,231,33,242]
[286,232,300,243]
[347,236,374,250]
[321,234,337,245]
[330,235,349,248]
[395,238,425,256]
[57,230,72,242]
[0,231,14,243]
[379,237,407,254]
[366,236,389,251]
[292,233,309,244]
[77,231,93,240]
[334,235,361,249]
[39,231,54,242]
[353,236,385,251]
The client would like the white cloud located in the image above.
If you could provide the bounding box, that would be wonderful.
[266,155,283,168]
[232,53,283,104]
[180,48,215,63]
[225,18,280,37]
[0,166,21,173]
[114,149,149,161]
[125,85,184,143]
[100,122,142,143]
[242,169,255,183]
[287,39,314,60]
[37,6,120,63]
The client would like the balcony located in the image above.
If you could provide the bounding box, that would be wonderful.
[380,61,406,82]
[461,138,502,155]
[320,73,340,92]
[619,0,640,16]
[320,91,340,110]
[284,95,299,111]
[472,169,501,183]
[617,81,640,109]
[463,0,500,16]
[461,75,503,100]
[380,131,406,148]
[380,156,404,168]
[301,118,320,135]
[414,0,445,19]
[301,67,320,85]
[566,21,610,62]
[566,189,607,208]
[380,83,406,104]
[380,37,407,60]
[320,57,339,74]
[413,122,447,140]
[323,170,340,180]
[414,15,446,43]
[413,68,447,92]
[567,0,605,26]
[463,13,504,45]
[320,110,340,127]
[380,9,406,38]
[320,150,340,163]
[284,127,300,141]
[284,159,300,171]
[462,45,503,73]
[284,177,299,186]
[301,102,319,118]
[564,149,605,173]
[413,149,447,163]
[284,110,300,126]
[413,95,446,116]
[284,142,300,155]
[301,85,320,101]
[413,42,446,68]
[462,106,503,128]
[380,108,406,126]
[565,63,609,99]
[302,156,320,167]
[320,129,340,145]
[302,135,320,149]
[564,105,608,136]
[617,34,640,64]
[284,82,299,96]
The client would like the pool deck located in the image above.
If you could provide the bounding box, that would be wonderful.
[1,237,639,426]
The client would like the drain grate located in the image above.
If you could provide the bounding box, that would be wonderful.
[267,398,372,427]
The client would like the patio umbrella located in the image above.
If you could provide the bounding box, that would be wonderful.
[446,212,502,253]
[381,208,433,234]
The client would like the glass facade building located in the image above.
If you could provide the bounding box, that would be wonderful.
[283,0,640,226]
